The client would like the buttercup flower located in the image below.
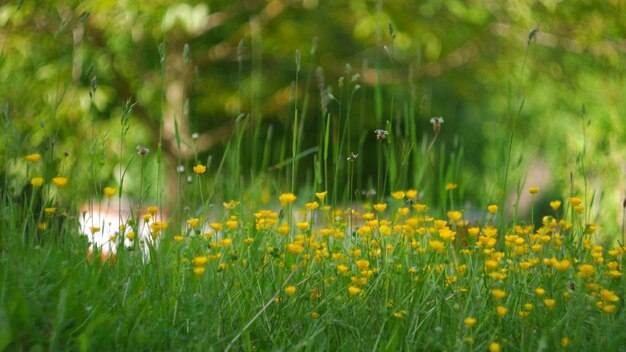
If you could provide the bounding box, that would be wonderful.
[463,317,477,327]
[529,187,540,194]
[25,153,41,162]
[193,164,207,175]
[31,177,44,187]
[284,286,297,296]
[279,193,297,206]
[103,187,116,197]
[315,191,327,201]
[52,177,68,188]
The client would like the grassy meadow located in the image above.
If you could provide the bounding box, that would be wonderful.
[2,2,626,352]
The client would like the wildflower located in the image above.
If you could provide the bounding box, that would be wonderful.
[310,312,319,319]
[487,205,498,214]
[447,211,462,222]
[315,191,327,201]
[44,207,56,215]
[25,153,41,162]
[103,187,116,197]
[219,238,232,247]
[428,240,445,253]
[347,286,362,296]
[126,232,135,240]
[356,259,370,270]
[445,183,457,190]
[577,264,595,278]
[147,206,159,216]
[52,177,68,188]
[561,337,571,348]
[406,189,417,199]
[187,218,200,228]
[305,201,319,210]
[543,298,556,309]
[174,235,184,242]
[38,223,47,231]
[296,222,309,231]
[193,267,206,276]
[413,203,428,212]
[193,164,206,176]
[284,286,297,296]
[550,200,561,210]
[528,186,539,194]
[337,264,349,274]
[286,243,304,255]
[602,304,617,313]
[89,227,100,235]
[496,306,507,317]
[574,205,584,213]
[429,117,444,132]
[393,310,407,319]
[374,129,388,141]
[463,317,477,327]
[30,177,44,187]
[223,200,240,210]
[142,213,152,222]
[391,191,405,200]
[279,193,297,206]
[488,342,501,352]
[192,256,208,266]
[491,288,506,300]
[569,197,582,206]
[372,203,387,212]
[535,288,545,296]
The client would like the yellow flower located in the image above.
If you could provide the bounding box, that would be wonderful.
[372,203,387,212]
[491,288,506,300]
[535,288,546,296]
[405,189,417,199]
[25,153,41,162]
[103,187,116,197]
[428,240,445,253]
[391,191,405,200]
[223,200,240,210]
[52,177,68,188]
[310,311,320,319]
[210,223,223,231]
[347,286,362,296]
[489,342,501,352]
[543,298,556,309]
[192,256,208,266]
[463,317,477,327]
[30,177,44,187]
[413,203,428,212]
[392,310,407,319]
[126,232,136,240]
[445,183,458,190]
[89,227,100,235]
[193,267,206,276]
[44,207,56,215]
[550,200,561,210]
[337,264,349,274]
[193,164,206,175]
[487,205,498,214]
[187,218,200,228]
[286,243,304,255]
[561,337,571,347]
[577,264,595,278]
[496,306,507,317]
[147,206,159,215]
[38,223,47,231]
[528,186,539,194]
[398,207,409,216]
[305,201,319,210]
[174,235,184,242]
[219,238,232,247]
[315,191,327,201]
[356,259,370,270]
[279,193,297,206]
[447,211,462,222]
[574,205,584,213]
[296,222,309,231]
[569,197,582,206]
[284,286,297,296]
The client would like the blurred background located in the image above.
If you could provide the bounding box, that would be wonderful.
[1,0,625,234]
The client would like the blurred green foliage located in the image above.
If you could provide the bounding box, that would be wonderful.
[1,0,625,232]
